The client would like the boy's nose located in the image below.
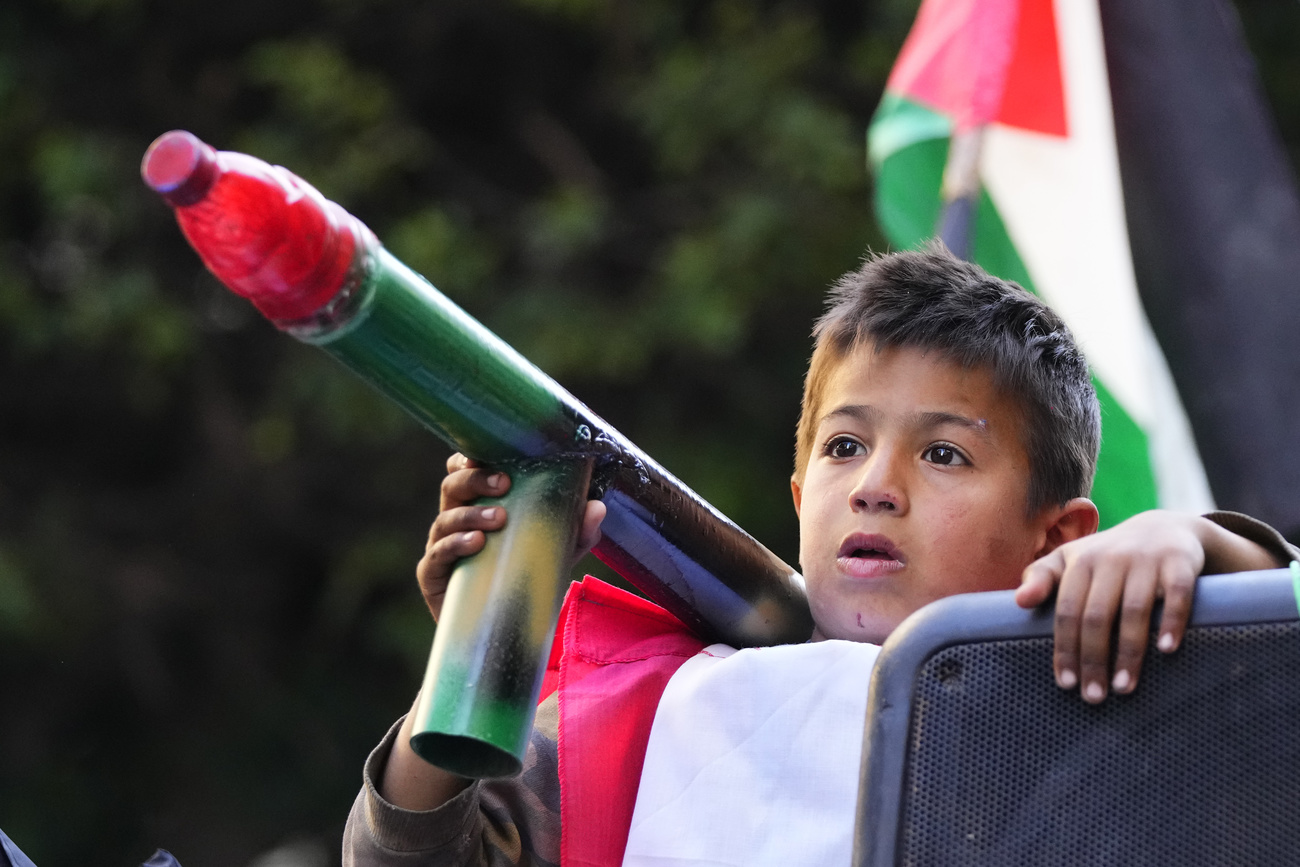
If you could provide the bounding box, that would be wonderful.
[849,452,907,515]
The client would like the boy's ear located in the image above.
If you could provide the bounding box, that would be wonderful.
[790,476,803,517]
[1036,497,1099,559]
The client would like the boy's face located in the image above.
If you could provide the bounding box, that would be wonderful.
[792,341,1061,644]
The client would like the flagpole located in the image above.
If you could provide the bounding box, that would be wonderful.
[936,126,985,259]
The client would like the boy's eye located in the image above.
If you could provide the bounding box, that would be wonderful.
[923,444,967,466]
[824,436,864,459]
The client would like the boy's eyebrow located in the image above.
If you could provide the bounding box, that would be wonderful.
[821,405,993,439]
[821,404,879,426]
[911,410,992,438]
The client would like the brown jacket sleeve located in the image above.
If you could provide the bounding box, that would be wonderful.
[342,693,561,867]
[1204,510,1300,567]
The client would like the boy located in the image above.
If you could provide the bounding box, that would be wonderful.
[343,246,1294,866]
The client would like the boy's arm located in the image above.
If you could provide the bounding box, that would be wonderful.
[343,696,563,865]
[1016,510,1294,705]
[1201,510,1299,567]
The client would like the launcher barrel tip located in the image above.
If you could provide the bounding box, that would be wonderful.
[142,130,219,207]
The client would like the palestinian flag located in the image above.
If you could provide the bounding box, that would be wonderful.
[868,0,1217,527]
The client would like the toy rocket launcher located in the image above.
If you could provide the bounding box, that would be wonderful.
[143,130,813,777]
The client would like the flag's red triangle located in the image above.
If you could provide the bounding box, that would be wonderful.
[998,0,1068,135]
[886,0,1067,137]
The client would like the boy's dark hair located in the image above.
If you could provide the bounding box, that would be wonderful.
[794,243,1101,515]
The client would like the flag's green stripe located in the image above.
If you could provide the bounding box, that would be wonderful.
[869,101,1159,526]
[1091,381,1159,525]
[868,93,953,169]
[971,190,1035,290]
[869,97,950,246]
[873,137,948,251]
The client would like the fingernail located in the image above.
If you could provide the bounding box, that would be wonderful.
[1112,670,1131,693]
[1158,632,1177,653]
[481,507,498,520]
[488,473,505,490]
[460,531,477,544]
[1058,669,1078,689]
[1085,681,1105,702]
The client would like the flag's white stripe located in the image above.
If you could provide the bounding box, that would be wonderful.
[982,2,1144,418]
[980,0,1213,512]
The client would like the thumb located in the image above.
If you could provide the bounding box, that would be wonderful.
[575,500,606,554]
[1015,552,1064,609]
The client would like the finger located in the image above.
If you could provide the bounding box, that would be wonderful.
[440,464,509,511]
[417,530,484,620]
[1077,559,1126,704]
[418,529,484,585]
[444,452,489,476]
[1109,561,1158,695]
[429,504,508,549]
[1154,558,1198,654]
[419,504,509,611]
[1050,552,1088,692]
[1016,551,1064,609]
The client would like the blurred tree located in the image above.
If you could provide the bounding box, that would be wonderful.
[0,0,1295,864]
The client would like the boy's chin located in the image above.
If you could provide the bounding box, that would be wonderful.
[810,615,895,645]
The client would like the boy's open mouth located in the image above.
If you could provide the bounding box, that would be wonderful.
[837,534,904,578]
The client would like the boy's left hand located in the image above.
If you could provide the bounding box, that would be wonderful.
[1015,511,1282,704]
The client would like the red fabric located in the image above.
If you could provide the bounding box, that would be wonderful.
[998,0,1067,136]
[552,577,706,867]
[886,0,1066,137]
[538,586,576,702]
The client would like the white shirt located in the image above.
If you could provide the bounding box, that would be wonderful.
[623,639,882,867]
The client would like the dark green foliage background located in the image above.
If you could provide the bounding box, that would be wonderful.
[0,1,1294,864]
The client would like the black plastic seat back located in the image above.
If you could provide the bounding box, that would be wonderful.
[854,569,1300,867]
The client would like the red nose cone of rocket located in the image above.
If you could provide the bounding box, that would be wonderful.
[142,130,373,323]
[142,131,220,207]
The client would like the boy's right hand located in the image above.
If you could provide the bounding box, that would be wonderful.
[416,453,606,621]
[1016,510,1282,704]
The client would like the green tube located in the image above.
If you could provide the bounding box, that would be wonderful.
[287,242,812,650]
[290,247,581,462]
[409,458,593,778]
